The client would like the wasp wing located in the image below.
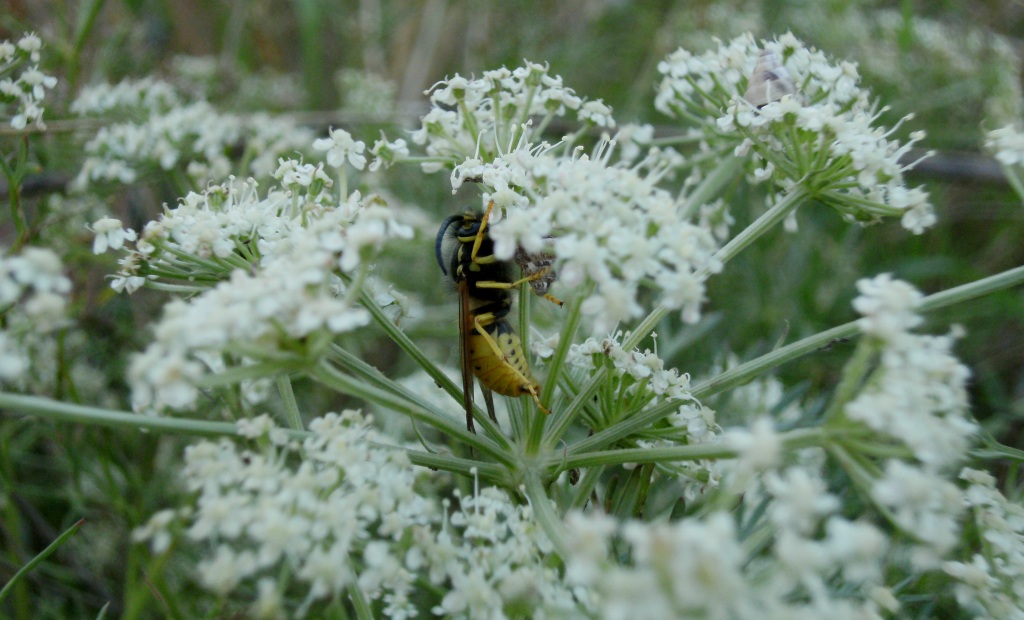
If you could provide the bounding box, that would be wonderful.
[458,278,477,432]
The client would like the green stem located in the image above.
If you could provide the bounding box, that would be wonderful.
[0,518,84,605]
[276,374,304,431]
[66,0,107,93]
[523,473,571,560]
[558,443,734,470]
[518,280,534,445]
[1001,164,1024,205]
[678,154,744,219]
[568,464,605,510]
[348,583,373,620]
[565,396,677,456]
[701,186,807,277]
[1,139,27,247]
[919,263,1024,312]
[821,337,877,422]
[403,449,505,483]
[536,288,587,450]
[192,360,306,388]
[0,392,253,438]
[143,282,209,295]
[620,163,797,354]
[694,263,1024,400]
[327,344,458,422]
[542,367,609,448]
[541,287,585,406]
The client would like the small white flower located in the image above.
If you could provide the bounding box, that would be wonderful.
[313,127,367,170]
[579,99,616,128]
[90,217,137,254]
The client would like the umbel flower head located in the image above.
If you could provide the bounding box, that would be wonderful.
[656,32,935,234]
[408,60,719,332]
[103,131,414,413]
[411,60,613,174]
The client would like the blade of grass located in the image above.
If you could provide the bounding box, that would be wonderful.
[0,518,84,605]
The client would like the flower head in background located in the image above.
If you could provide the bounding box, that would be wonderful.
[657,33,935,233]
[0,33,57,130]
[71,78,316,190]
[409,61,612,174]
[0,247,72,386]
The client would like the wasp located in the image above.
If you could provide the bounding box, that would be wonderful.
[435,201,559,432]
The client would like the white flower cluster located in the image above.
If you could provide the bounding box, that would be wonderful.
[70,76,181,116]
[564,490,893,620]
[985,124,1024,168]
[89,217,137,255]
[0,247,71,382]
[134,411,438,618]
[568,333,695,402]
[851,272,923,339]
[944,468,1024,618]
[466,140,721,332]
[871,459,964,567]
[722,417,783,476]
[0,33,57,130]
[136,412,584,618]
[119,159,413,412]
[568,332,721,493]
[70,78,316,189]
[845,274,975,470]
[411,60,612,173]
[657,32,935,234]
[418,487,581,618]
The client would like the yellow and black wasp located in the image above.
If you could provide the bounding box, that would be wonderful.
[435,201,560,432]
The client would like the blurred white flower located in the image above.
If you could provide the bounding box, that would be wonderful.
[852,273,923,339]
[846,275,975,470]
[985,124,1024,167]
[90,217,138,254]
[0,33,56,130]
[70,79,316,190]
[871,460,963,566]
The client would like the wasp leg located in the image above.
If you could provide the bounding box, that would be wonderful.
[473,274,565,305]
[482,388,498,423]
[471,314,550,414]
[470,200,496,264]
